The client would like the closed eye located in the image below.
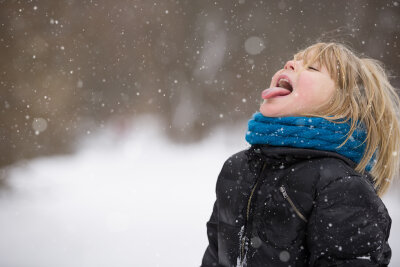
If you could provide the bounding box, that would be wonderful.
[308,66,319,71]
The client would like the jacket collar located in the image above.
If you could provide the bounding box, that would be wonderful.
[245,144,376,189]
[246,144,354,166]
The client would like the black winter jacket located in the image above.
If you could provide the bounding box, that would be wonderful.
[201,145,391,267]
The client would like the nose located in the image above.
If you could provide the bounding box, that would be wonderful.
[284,60,296,71]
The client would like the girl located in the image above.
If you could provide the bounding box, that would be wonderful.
[201,42,399,266]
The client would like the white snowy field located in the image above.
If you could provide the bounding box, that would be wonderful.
[0,114,399,267]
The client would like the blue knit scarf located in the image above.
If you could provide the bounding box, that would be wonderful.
[245,112,374,171]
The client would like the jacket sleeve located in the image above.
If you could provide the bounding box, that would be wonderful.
[201,156,233,267]
[307,175,392,267]
[200,200,219,267]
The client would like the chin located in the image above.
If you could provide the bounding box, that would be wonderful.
[259,105,284,117]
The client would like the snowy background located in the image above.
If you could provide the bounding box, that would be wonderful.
[1,1,400,266]
[0,115,247,267]
[0,115,399,267]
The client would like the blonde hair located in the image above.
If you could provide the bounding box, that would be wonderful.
[293,42,400,196]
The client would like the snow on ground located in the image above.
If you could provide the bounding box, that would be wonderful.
[0,114,398,267]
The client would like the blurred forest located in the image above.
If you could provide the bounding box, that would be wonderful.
[0,0,399,170]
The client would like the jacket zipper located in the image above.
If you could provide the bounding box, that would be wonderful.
[279,185,307,223]
[239,161,267,266]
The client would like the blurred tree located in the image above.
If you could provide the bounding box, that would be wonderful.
[0,0,399,169]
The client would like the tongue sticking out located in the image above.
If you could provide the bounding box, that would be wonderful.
[261,87,292,99]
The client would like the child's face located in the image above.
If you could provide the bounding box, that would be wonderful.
[259,57,336,117]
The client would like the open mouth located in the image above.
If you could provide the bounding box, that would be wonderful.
[261,75,294,100]
[276,77,293,92]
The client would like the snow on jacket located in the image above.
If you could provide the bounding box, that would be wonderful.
[201,144,391,267]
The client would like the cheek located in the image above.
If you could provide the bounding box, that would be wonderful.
[295,78,316,101]
[296,75,315,90]
[296,75,335,104]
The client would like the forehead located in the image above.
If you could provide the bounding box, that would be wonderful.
[294,47,321,63]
